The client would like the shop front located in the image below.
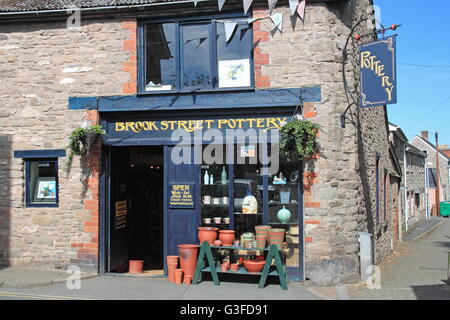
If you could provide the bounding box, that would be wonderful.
[97,99,308,282]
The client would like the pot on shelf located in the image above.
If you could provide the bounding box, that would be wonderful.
[218,230,235,246]
[255,234,267,249]
[243,259,265,273]
[198,227,218,245]
[178,244,199,279]
[268,228,286,250]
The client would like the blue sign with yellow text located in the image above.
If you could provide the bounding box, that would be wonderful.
[359,36,397,108]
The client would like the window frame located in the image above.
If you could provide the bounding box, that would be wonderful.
[137,11,255,95]
[25,158,59,208]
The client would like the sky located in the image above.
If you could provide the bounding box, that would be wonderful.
[375,0,450,144]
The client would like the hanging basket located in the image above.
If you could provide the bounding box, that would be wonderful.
[81,132,100,154]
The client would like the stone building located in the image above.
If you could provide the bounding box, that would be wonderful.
[0,0,397,285]
[410,131,450,216]
[389,123,427,238]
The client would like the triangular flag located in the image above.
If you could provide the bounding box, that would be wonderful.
[267,0,277,15]
[289,0,299,16]
[270,12,283,32]
[243,0,253,15]
[246,18,258,25]
[193,0,199,6]
[224,21,237,42]
[218,0,225,11]
[297,0,306,21]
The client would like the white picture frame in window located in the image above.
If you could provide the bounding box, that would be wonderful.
[218,59,251,88]
[34,177,56,201]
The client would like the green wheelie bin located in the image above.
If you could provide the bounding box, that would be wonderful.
[439,201,450,217]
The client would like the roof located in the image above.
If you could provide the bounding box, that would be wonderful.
[0,0,346,13]
[410,135,450,161]
[0,0,179,12]
[389,122,408,142]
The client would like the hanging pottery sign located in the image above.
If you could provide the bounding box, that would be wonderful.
[359,35,397,108]
[169,183,195,209]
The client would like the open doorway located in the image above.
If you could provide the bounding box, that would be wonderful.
[108,146,164,275]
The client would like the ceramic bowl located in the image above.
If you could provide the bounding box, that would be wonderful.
[243,260,265,273]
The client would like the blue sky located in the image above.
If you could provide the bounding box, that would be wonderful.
[375,0,450,144]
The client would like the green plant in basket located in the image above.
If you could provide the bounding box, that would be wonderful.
[65,124,106,172]
[279,117,322,162]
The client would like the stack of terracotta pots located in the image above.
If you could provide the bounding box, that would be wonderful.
[198,227,218,245]
[166,255,179,283]
[218,230,235,246]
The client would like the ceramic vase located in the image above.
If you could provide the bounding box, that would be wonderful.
[277,206,291,224]
[178,244,199,279]
[128,260,144,274]
[198,227,218,245]
[218,230,235,246]
[268,228,286,250]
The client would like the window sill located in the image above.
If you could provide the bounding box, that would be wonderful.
[136,86,256,97]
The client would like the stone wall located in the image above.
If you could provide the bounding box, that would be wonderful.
[0,18,133,268]
[0,0,398,285]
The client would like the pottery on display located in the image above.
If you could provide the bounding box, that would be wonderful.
[198,227,218,245]
[255,234,267,249]
[243,260,265,273]
[218,230,235,246]
[277,206,292,224]
[255,225,271,237]
[128,260,144,274]
[230,263,239,271]
[268,228,286,250]
[166,255,179,282]
[214,239,222,246]
[178,244,199,279]
[175,268,183,284]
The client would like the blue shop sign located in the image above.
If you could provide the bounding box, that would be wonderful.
[359,36,397,108]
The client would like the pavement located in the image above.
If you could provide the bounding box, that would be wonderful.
[0,217,448,300]
[310,217,450,300]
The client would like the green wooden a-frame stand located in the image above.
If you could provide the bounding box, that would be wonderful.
[192,241,288,290]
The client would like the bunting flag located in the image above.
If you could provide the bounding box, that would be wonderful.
[243,0,253,15]
[289,0,299,16]
[270,12,283,32]
[218,0,225,11]
[246,17,258,25]
[267,0,277,15]
[297,0,306,20]
[224,21,238,42]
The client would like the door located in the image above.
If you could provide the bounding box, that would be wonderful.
[108,147,130,272]
[164,145,200,271]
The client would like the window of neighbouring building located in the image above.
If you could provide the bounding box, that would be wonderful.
[14,149,65,208]
[140,14,253,93]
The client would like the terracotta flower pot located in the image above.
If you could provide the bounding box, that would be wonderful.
[198,227,218,245]
[184,276,192,285]
[214,239,222,246]
[255,225,271,237]
[166,255,179,282]
[218,230,235,246]
[175,268,183,284]
[128,260,144,274]
[268,228,285,250]
[178,244,199,279]
[243,260,265,273]
[230,263,239,272]
[255,234,267,249]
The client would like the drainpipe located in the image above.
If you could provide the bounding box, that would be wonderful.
[404,145,409,231]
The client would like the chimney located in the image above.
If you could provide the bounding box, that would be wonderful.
[421,130,429,140]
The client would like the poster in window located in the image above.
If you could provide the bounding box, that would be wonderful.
[218,59,251,88]
[34,177,56,200]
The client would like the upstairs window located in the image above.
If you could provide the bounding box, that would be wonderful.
[140,14,253,93]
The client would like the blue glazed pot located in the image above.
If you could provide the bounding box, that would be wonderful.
[277,206,291,224]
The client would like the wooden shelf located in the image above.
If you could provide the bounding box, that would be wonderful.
[201,266,279,276]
